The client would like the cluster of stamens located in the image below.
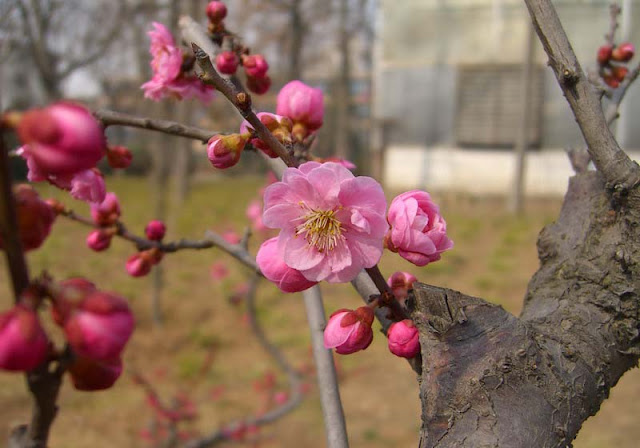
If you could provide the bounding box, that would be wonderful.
[295,206,343,253]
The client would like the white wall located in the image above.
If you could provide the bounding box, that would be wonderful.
[383,146,640,196]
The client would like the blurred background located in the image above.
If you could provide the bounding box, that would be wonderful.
[1,1,640,447]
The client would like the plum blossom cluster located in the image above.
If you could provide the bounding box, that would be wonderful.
[597,41,635,88]
[5,102,133,205]
[141,22,215,103]
[0,278,134,391]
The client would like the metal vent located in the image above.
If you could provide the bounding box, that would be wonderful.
[455,64,544,148]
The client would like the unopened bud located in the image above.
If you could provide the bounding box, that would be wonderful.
[86,229,113,252]
[597,44,613,65]
[242,54,269,78]
[145,220,166,241]
[68,355,123,391]
[0,185,55,252]
[323,307,374,355]
[246,75,271,95]
[216,51,239,75]
[206,1,227,23]
[90,192,120,226]
[612,42,635,62]
[387,319,420,358]
[0,305,49,371]
[106,145,133,169]
[207,134,247,169]
[126,253,152,277]
[612,65,629,82]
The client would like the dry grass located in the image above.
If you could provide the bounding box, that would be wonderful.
[0,176,638,447]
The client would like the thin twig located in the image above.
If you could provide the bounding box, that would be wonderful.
[184,275,303,448]
[94,109,216,143]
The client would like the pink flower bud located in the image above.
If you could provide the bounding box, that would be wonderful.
[276,80,324,133]
[246,75,271,95]
[242,54,269,78]
[612,42,635,62]
[222,229,241,244]
[90,192,120,226]
[145,220,166,241]
[216,51,239,75]
[274,391,289,405]
[0,305,49,371]
[106,145,133,169]
[612,65,629,82]
[387,319,420,358]
[68,355,123,391]
[239,113,292,158]
[207,134,247,169]
[16,102,105,176]
[257,237,317,293]
[206,1,227,23]
[86,229,112,252]
[126,253,152,277]
[323,307,374,355]
[210,261,229,280]
[386,190,453,266]
[387,271,418,300]
[63,291,134,361]
[0,185,55,252]
[597,44,613,65]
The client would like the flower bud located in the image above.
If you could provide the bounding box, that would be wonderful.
[612,65,629,82]
[242,54,269,78]
[207,134,247,169]
[63,290,134,361]
[256,238,317,293]
[126,253,152,277]
[0,305,49,371]
[0,184,55,252]
[387,319,420,358]
[68,355,122,391]
[387,271,418,300]
[603,73,620,89]
[323,307,374,355]
[106,145,133,169]
[276,80,324,134]
[246,75,271,95]
[239,113,292,158]
[90,192,120,226]
[210,261,229,280]
[597,44,613,65]
[222,229,241,244]
[145,220,166,241]
[612,42,635,62]
[206,1,227,23]
[16,102,105,176]
[216,51,239,75]
[86,229,112,252]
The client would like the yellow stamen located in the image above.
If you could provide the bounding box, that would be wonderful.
[296,208,343,252]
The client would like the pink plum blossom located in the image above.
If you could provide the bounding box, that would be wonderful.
[256,237,317,293]
[262,161,388,283]
[276,80,324,136]
[206,1,227,22]
[387,319,420,358]
[91,192,120,226]
[242,54,269,78]
[62,291,135,361]
[16,102,105,176]
[323,307,374,355]
[386,190,453,266]
[0,305,49,371]
[141,22,215,103]
[216,51,239,75]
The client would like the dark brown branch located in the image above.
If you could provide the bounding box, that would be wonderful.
[524,0,640,190]
[94,109,216,143]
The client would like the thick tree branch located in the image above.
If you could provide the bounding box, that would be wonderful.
[524,0,640,190]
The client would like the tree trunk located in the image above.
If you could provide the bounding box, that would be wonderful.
[414,169,640,447]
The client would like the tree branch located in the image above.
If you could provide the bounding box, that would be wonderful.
[524,0,640,190]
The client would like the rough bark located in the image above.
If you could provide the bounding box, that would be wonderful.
[415,170,640,447]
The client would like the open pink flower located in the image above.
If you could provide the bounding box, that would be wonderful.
[141,22,215,103]
[323,307,374,355]
[386,190,453,266]
[256,237,317,293]
[263,161,388,283]
[276,80,324,132]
